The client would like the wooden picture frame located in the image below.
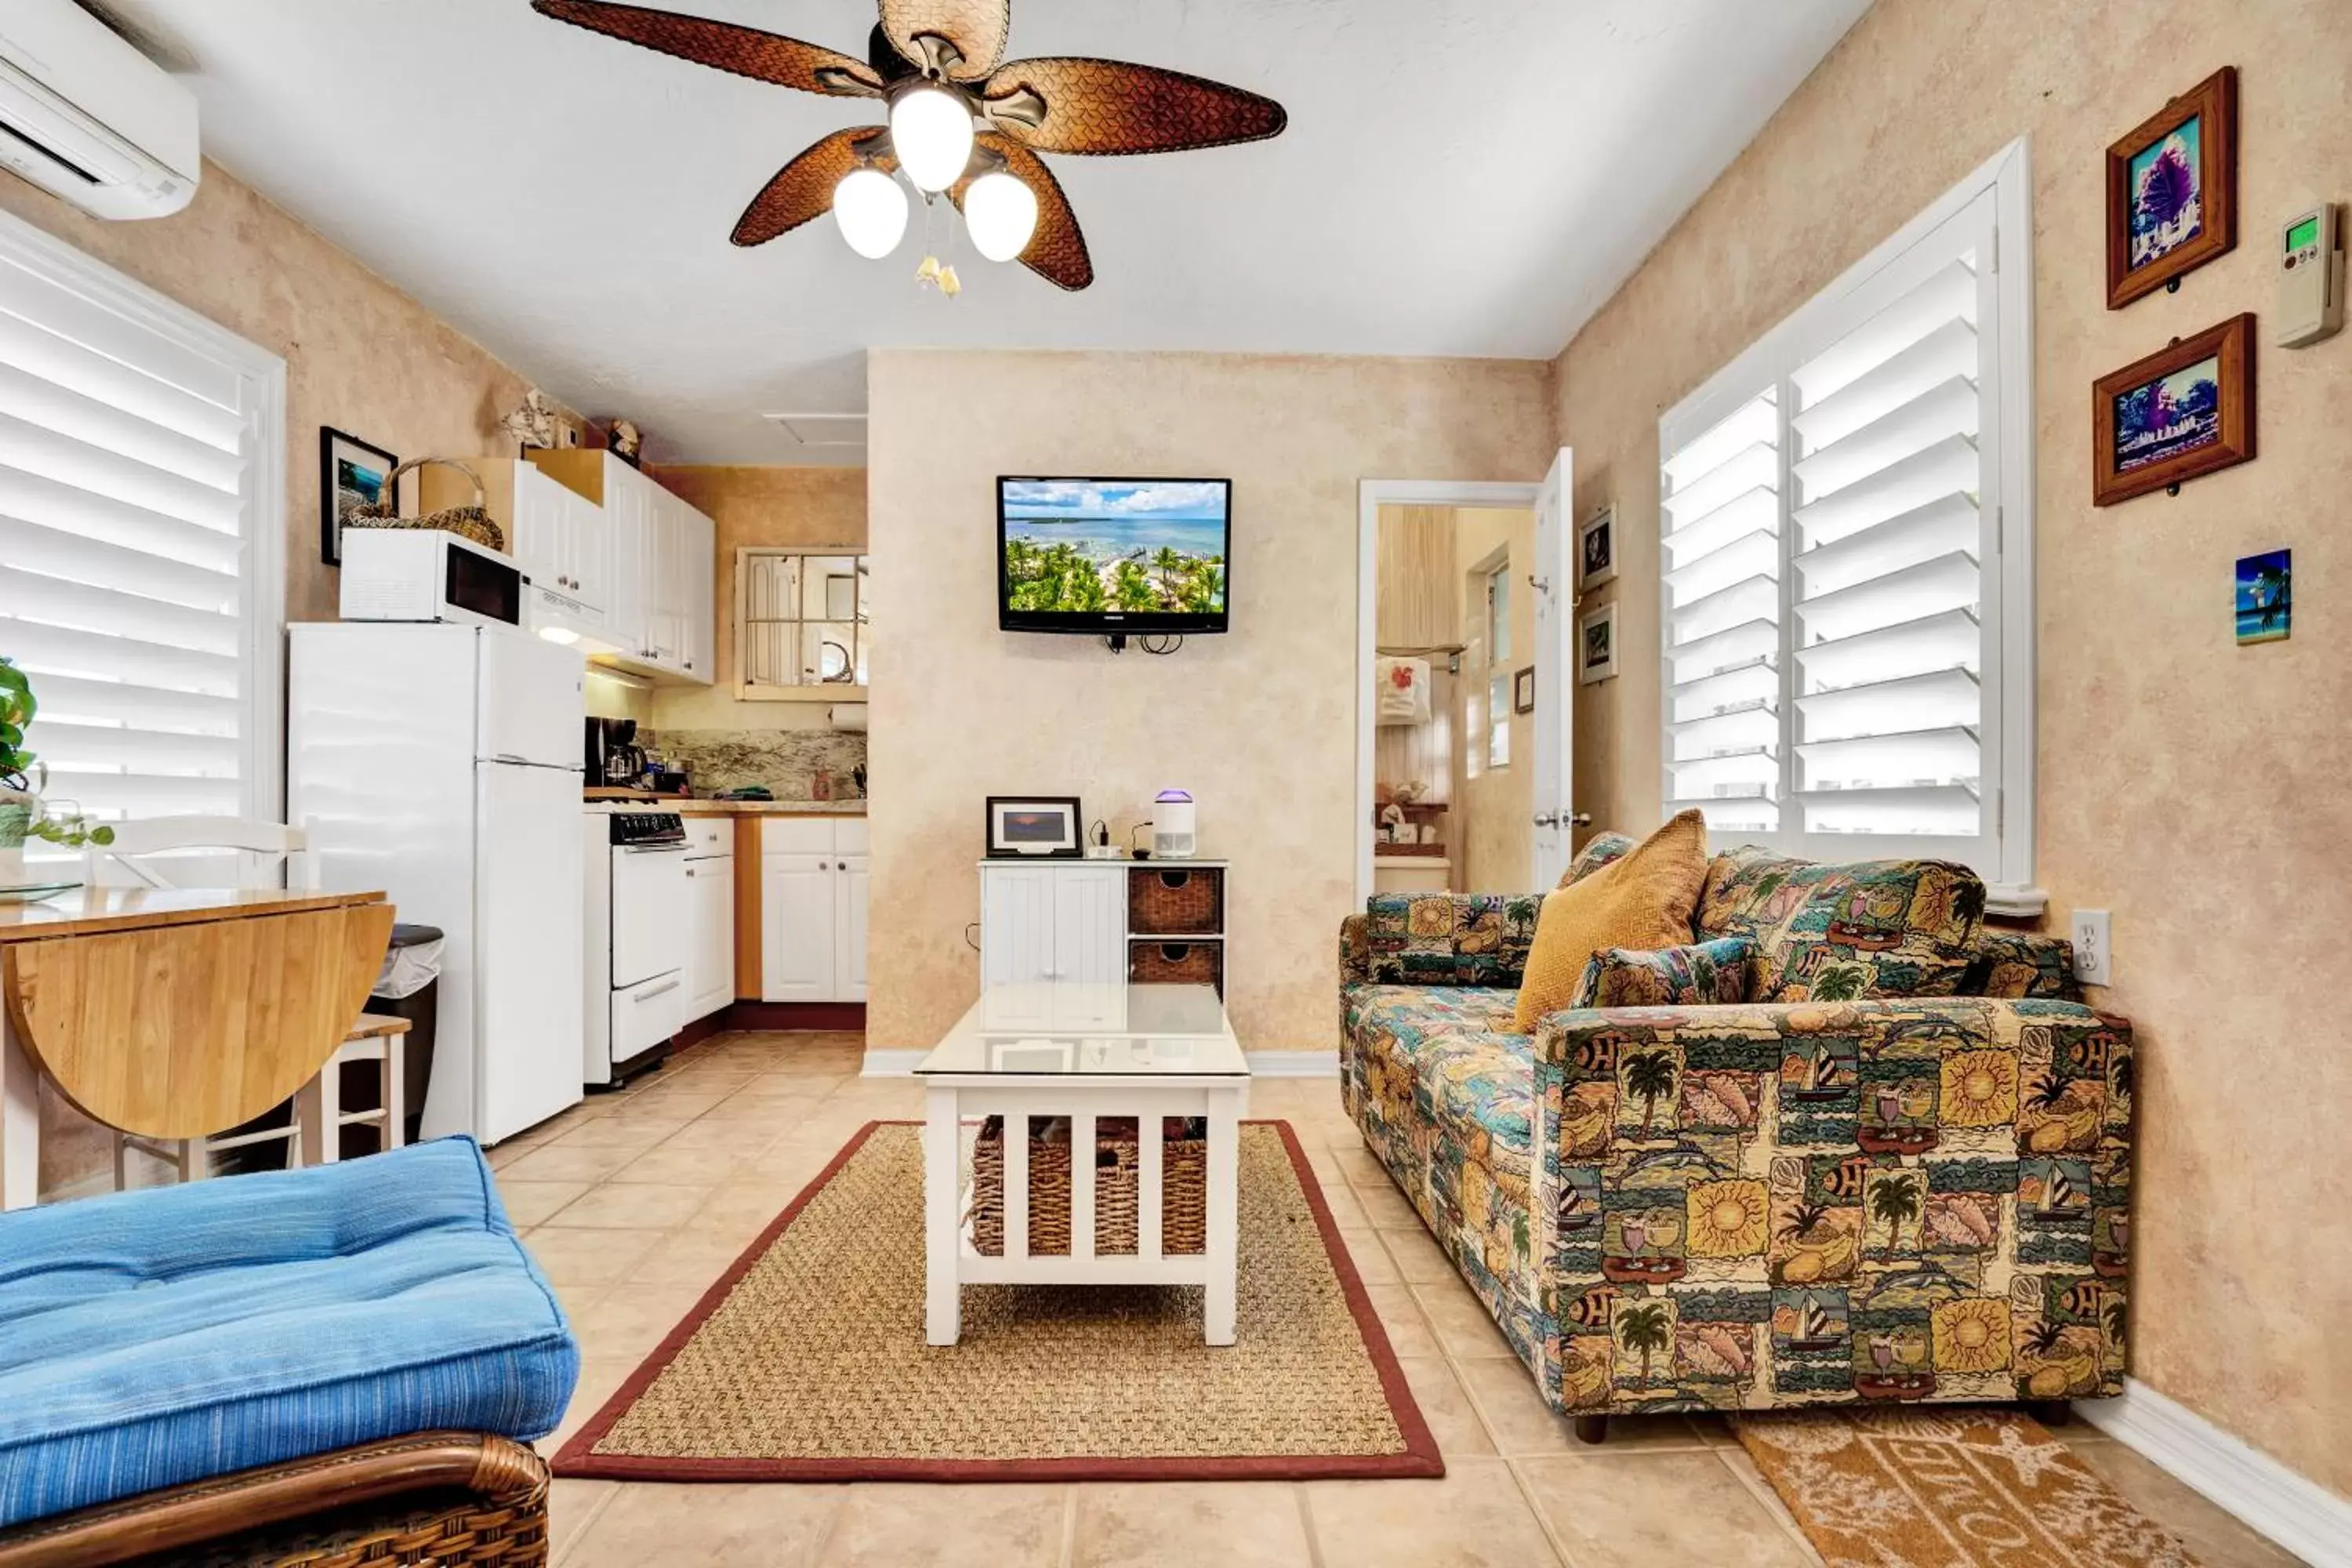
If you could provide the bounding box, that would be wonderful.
[2092,314,2256,506]
[2106,67,2237,309]
[1512,665,1536,714]
[985,796,1083,858]
[319,427,397,567]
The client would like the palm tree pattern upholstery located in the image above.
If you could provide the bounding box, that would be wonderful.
[1338,849,2130,1418]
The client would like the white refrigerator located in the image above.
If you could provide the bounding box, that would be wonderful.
[289,622,586,1144]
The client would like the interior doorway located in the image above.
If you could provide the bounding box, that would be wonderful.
[1356,475,1560,901]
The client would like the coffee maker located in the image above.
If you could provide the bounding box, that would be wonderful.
[585,717,646,789]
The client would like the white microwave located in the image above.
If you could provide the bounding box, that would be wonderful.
[338,528,524,628]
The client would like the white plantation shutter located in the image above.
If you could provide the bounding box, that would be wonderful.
[0,212,284,864]
[1657,143,2038,911]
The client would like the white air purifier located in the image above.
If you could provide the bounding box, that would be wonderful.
[1151,789,1197,858]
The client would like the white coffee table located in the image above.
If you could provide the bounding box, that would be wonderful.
[916,982,1250,1347]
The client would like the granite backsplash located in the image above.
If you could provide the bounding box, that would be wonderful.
[644,728,869,800]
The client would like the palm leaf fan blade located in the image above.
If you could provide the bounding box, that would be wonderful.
[877,0,1011,81]
[734,130,895,247]
[530,0,882,96]
[953,135,1094,289]
[982,57,1287,155]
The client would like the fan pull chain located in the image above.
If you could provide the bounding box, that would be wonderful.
[913,190,961,298]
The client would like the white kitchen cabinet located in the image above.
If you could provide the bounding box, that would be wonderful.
[522,451,712,684]
[684,844,735,1022]
[760,817,866,1002]
[760,853,836,1002]
[423,458,609,636]
[834,851,869,1001]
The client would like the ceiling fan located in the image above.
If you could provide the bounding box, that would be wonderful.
[529,0,1289,291]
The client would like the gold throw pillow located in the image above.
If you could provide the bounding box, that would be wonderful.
[1512,811,1709,1033]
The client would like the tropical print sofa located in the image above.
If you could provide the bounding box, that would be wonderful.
[1337,840,2132,1426]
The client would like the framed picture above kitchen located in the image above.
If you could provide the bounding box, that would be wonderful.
[319,426,397,567]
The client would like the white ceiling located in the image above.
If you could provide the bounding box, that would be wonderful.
[95,0,1871,463]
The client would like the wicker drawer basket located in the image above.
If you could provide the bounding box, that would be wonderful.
[970,1116,1207,1257]
[1128,939,1223,993]
[1128,866,1224,935]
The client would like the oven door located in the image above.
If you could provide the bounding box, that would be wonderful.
[610,841,688,989]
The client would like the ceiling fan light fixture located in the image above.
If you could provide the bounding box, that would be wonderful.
[888,82,975,192]
[833,166,909,258]
[964,169,1039,263]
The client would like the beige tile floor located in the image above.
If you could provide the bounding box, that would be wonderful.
[498,1032,2304,1568]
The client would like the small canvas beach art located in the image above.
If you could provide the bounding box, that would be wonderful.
[2235,550,2290,644]
[1001,479,1229,615]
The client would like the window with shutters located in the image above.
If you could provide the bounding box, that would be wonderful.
[1,210,286,868]
[1657,141,2039,914]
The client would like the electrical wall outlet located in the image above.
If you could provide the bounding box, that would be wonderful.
[2070,909,2112,986]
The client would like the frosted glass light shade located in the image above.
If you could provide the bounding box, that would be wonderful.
[964,170,1038,262]
[889,85,975,192]
[833,167,908,259]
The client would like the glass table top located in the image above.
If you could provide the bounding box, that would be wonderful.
[916,982,1248,1077]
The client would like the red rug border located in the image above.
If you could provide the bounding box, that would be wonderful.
[551,1117,1446,1483]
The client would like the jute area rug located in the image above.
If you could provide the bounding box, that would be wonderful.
[554,1120,1441,1482]
[1734,1407,2205,1567]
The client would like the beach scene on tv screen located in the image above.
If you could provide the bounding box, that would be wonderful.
[1003,479,1228,615]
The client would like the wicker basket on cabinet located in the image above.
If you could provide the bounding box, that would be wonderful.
[1127,866,1223,935]
[969,1116,1207,1257]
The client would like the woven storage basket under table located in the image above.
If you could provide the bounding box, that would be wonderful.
[970,1116,1207,1258]
[1127,866,1223,935]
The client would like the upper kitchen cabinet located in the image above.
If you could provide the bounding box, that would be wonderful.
[525,450,715,684]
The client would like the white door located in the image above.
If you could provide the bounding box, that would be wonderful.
[686,854,735,1019]
[510,464,561,591]
[979,865,1054,989]
[834,853,868,1001]
[564,482,608,619]
[474,760,585,1143]
[1530,445,1577,887]
[1051,866,1126,985]
[604,457,648,662]
[476,627,586,768]
[762,852,836,1001]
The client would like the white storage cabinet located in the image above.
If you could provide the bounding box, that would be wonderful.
[761,817,869,1003]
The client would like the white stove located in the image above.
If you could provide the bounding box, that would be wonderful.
[583,808,689,1086]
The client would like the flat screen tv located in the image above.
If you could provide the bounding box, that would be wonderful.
[997,476,1232,637]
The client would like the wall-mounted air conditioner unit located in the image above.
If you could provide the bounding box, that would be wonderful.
[0,0,197,220]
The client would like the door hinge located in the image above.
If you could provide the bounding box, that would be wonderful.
[1989,226,1999,272]
[1996,788,2005,835]
[1994,503,2003,555]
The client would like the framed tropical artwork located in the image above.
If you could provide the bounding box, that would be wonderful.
[2234,549,2290,644]
[2091,314,2255,506]
[2105,67,2237,309]
[1577,504,1617,590]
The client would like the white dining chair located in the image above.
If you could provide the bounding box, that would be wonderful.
[85,816,408,1186]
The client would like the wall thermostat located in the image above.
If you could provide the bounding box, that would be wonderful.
[2277,202,2344,347]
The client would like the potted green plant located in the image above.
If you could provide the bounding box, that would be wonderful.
[1,658,114,882]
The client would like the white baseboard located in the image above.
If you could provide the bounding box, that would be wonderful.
[2080,1376,2350,1568]
[1246,1050,1341,1078]
[863,1048,1341,1079]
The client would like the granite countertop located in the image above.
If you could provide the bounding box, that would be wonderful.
[583,797,867,815]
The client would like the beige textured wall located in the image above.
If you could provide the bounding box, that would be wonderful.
[1552,0,2352,1495]
[867,350,1554,1054]
[0,160,547,626]
[642,464,867,731]
[1452,508,1537,893]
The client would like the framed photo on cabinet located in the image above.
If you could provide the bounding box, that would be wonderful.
[2092,314,2255,506]
[2106,67,2238,308]
[985,796,1083,857]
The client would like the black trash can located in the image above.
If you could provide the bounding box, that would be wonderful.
[355,922,445,1153]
